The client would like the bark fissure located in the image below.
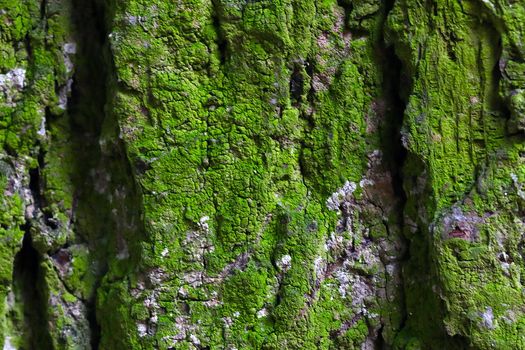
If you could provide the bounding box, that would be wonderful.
[69,0,109,346]
[376,0,410,341]
[211,0,228,65]
[13,231,53,350]
[66,0,142,347]
[11,142,53,349]
[379,1,408,204]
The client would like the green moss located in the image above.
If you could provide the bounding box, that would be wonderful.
[3,0,524,348]
[386,0,525,348]
[95,0,407,348]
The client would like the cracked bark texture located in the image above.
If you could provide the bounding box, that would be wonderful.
[0,0,524,349]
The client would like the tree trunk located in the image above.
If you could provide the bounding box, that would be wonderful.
[0,0,524,348]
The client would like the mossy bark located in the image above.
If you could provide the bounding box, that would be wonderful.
[0,0,524,349]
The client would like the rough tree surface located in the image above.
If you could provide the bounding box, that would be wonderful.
[0,0,525,349]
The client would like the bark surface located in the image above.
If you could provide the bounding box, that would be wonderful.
[0,0,524,349]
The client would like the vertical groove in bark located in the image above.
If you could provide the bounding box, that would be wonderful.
[68,0,140,347]
[12,231,53,349]
[377,0,410,339]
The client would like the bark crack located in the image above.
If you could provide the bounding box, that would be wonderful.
[13,230,53,349]
[375,0,410,342]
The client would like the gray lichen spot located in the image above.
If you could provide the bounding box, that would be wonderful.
[511,173,525,200]
[0,68,26,106]
[326,181,357,211]
[137,323,148,338]
[256,307,268,318]
[58,79,74,110]
[276,254,291,272]
[2,337,15,350]
[37,111,46,136]
[480,307,495,330]
[63,43,77,73]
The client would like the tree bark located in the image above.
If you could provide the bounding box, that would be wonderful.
[0,0,524,348]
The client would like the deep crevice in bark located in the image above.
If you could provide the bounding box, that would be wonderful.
[67,0,144,346]
[380,2,407,200]
[375,1,506,348]
[336,0,353,28]
[13,231,53,350]
[376,1,462,346]
[376,0,410,342]
[11,151,53,349]
[67,0,124,347]
[378,37,407,204]
[68,0,108,346]
[211,0,228,65]
[39,0,47,20]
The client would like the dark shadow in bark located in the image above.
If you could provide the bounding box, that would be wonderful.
[13,231,53,350]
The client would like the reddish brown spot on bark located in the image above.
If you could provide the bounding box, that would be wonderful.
[448,225,470,239]
[53,249,71,266]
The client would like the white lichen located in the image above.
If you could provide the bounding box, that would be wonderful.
[37,113,46,136]
[276,254,292,271]
[511,173,525,200]
[3,337,15,350]
[256,308,268,318]
[359,178,374,188]
[199,216,210,232]
[183,271,207,288]
[58,79,73,110]
[480,307,495,329]
[314,256,325,277]
[63,42,77,73]
[5,68,25,89]
[189,334,200,345]
[137,323,148,337]
[326,181,357,211]
[0,68,26,106]
[222,317,233,327]
[325,232,344,251]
